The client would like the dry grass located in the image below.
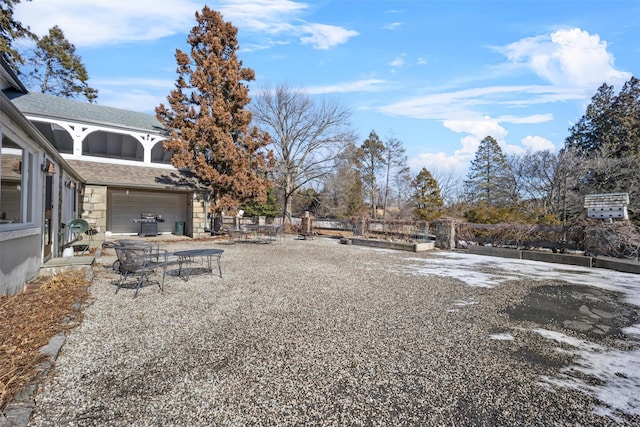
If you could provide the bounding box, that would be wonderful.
[0,271,91,411]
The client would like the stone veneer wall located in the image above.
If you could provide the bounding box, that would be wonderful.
[80,185,107,246]
[191,193,211,239]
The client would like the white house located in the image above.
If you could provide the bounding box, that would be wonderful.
[1,59,213,295]
[0,59,84,295]
[4,89,212,242]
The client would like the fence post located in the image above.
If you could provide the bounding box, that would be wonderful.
[435,218,456,250]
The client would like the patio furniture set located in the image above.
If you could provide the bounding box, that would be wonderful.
[106,240,224,297]
[227,224,285,244]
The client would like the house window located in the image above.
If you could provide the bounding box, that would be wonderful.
[1,133,34,225]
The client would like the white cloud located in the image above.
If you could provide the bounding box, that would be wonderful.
[217,0,308,33]
[521,135,556,151]
[15,0,358,50]
[299,23,359,50]
[378,26,630,175]
[15,0,200,46]
[384,22,403,30]
[443,117,508,141]
[408,151,468,176]
[219,0,359,49]
[305,79,386,95]
[378,85,567,121]
[409,132,485,177]
[389,54,406,68]
[500,27,631,88]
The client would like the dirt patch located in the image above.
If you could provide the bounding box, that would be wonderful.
[506,284,639,340]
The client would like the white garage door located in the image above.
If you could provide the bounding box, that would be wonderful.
[109,189,189,234]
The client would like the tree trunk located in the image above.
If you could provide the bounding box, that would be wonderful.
[283,178,294,225]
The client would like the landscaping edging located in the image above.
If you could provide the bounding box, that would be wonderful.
[466,245,640,274]
[342,238,435,252]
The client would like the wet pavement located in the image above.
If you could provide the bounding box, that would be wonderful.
[507,284,639,340]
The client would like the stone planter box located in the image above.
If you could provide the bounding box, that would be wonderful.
[345,238,435,252]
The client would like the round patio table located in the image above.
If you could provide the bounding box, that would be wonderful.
[172,248,224,281]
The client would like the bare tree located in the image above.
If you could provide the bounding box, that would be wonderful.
[251,85,356,223]
[508,150,560,221]
[430,168,463,206]
[355,130,385,218]
[381,135,409,218]
[392,167,414,219]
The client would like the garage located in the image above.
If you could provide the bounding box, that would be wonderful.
[108,188,190,235]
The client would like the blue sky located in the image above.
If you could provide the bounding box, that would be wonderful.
[14,0,640,177]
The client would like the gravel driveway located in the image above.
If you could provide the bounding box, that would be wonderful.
[28,237,640,426]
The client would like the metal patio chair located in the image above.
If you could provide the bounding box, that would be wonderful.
[113,243,168,297]
[265,225,285,242]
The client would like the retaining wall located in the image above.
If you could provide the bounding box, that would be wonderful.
[521,250,592,267]
[346,238,434,252]
[593,256,640,274]
[466,245,638,275]
[467,246,521,259]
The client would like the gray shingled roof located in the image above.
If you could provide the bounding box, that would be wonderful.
[3,90,166,134]
[65,160,199,191]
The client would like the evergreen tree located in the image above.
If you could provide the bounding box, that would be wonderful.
[565,83,617,156]
[294,188,321,215]
[565,77,640,159]
[25,25,97,102]
[608,76,640,158]
[412,167,443,221]
[563,76,640,223]
[156,6,273,214]
[464,136,515,207]
[355,130,385,218]
[240,188,280,218]
[0,0,36,73]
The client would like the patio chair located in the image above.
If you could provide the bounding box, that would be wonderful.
[113,244,168,297]
[227,228,241,243]
[265,225,285,242]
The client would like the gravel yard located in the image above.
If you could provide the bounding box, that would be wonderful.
[28,237,640,426]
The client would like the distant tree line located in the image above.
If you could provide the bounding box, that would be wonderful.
[457,76,639,226]
[3,1,639,229]
[271,76,639,229]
